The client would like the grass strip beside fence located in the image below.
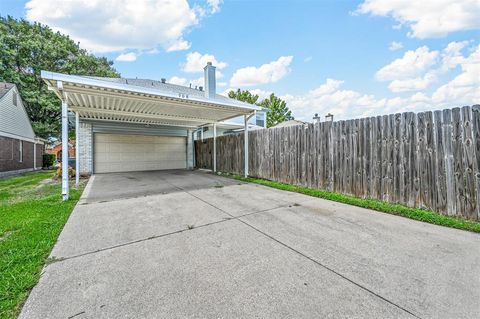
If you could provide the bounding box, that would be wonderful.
[231,175,480,234]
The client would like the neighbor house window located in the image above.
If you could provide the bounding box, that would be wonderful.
[256,113,265,128]
[13,93,17,106]
[19,140,23,162]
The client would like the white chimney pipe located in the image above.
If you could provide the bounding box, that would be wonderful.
[204,62,216,99]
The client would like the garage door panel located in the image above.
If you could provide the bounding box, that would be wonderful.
[94,133,187,173]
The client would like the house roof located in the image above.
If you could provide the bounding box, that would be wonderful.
[0,82,39,142]
[42,71,260,128]
[87,77,236,105]
[272,119,307,128]
[0,83,15,99]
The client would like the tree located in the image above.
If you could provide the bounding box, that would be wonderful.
[260,93,293,127]
[228,89,260,105]
[0,16,119,138]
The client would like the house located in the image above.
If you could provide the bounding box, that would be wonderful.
[46,139,75,162]
[195,110,267,140]
[0,83,45,177]
[42,62,262,200]
[272,119,307,128]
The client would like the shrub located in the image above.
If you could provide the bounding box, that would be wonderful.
[42,154,55,168]
[56,166,76,178]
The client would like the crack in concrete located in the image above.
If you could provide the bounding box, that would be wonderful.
[48,206,285,264]
[60,173,420,318]
[186,190,421,319]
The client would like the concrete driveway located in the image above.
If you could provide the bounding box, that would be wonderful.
[20,170,480,318]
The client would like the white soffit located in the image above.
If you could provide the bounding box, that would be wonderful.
[41,71,258,127]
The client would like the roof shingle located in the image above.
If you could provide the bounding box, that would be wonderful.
[0,82,15,99]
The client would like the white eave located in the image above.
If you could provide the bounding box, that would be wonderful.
[41,71,259,128]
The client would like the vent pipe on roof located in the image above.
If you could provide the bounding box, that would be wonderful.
[204,62,216,99]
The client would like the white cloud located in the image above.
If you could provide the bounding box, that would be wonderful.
[439,41,470,71]
[376,46,439,81]
[166,40,191,52]
[182,52,227,73]
[115,52,137,62]
[282,78,443,122]
[230,56,293,87]
[284,46,479,122]
[168,75,208,88]
[250,89,273,101]
[356,0,480,38]
[304,56,313,63]
[168,76,188,86]
[25,0,217,53]
[207,0,222,14]
[389,41,403,51]
[388,72,437,92]
[432,45,480,104]
[377,42,475,92]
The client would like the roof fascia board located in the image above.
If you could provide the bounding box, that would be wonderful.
[41,70,259,112]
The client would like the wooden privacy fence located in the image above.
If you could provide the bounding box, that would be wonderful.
[195,105,480,220]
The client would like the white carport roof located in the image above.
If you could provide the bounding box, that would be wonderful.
[41,71,259,128]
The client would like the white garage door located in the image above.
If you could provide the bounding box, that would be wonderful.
[94,133,187,173]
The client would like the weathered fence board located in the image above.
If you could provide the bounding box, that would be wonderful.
[195,105,480,220]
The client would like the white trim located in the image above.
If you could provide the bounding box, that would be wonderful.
[19,140,23,163]
[213,123,217,173]
[75,112,80,187]
[41,71,259,112]
[61,98,69,201]
[0,131,36,143]
[33,141,36,170]
[244,112,255,177]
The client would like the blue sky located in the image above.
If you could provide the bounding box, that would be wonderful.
[1,0,479,121]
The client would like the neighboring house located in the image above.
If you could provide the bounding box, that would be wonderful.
[272,119,307,128]
[0,82,44,177]
[195,110,267,140]
[46,139,75,162]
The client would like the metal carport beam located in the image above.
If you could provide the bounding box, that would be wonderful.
[213,123,217,173]
[75,112,80,187]
[58,81,69,201]
[244,111,256,177]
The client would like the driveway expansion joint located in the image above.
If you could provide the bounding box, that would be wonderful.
[185,188,421,319]
[49,206,284,263]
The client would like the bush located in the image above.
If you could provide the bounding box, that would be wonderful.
[56,166,76,178]
[42,154,55,168]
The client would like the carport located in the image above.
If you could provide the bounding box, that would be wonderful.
[41,63,259,200]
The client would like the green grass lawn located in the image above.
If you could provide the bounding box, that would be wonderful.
[0,171,85,319]
[229,175,480,233]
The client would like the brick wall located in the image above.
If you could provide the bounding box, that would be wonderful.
[0,136,43,172]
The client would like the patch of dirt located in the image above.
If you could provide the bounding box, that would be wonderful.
[0,230,16,242]
[36,178,57,188]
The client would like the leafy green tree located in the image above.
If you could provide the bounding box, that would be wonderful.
[260,93,293,127]
[0,16,119,138]
[228,89,260,105]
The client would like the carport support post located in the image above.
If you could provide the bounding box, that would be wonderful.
[75,112,80,187]
[244,112,255,178]
[244,115,248,177]
[213,123,217,173]
[61,100,69,201]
